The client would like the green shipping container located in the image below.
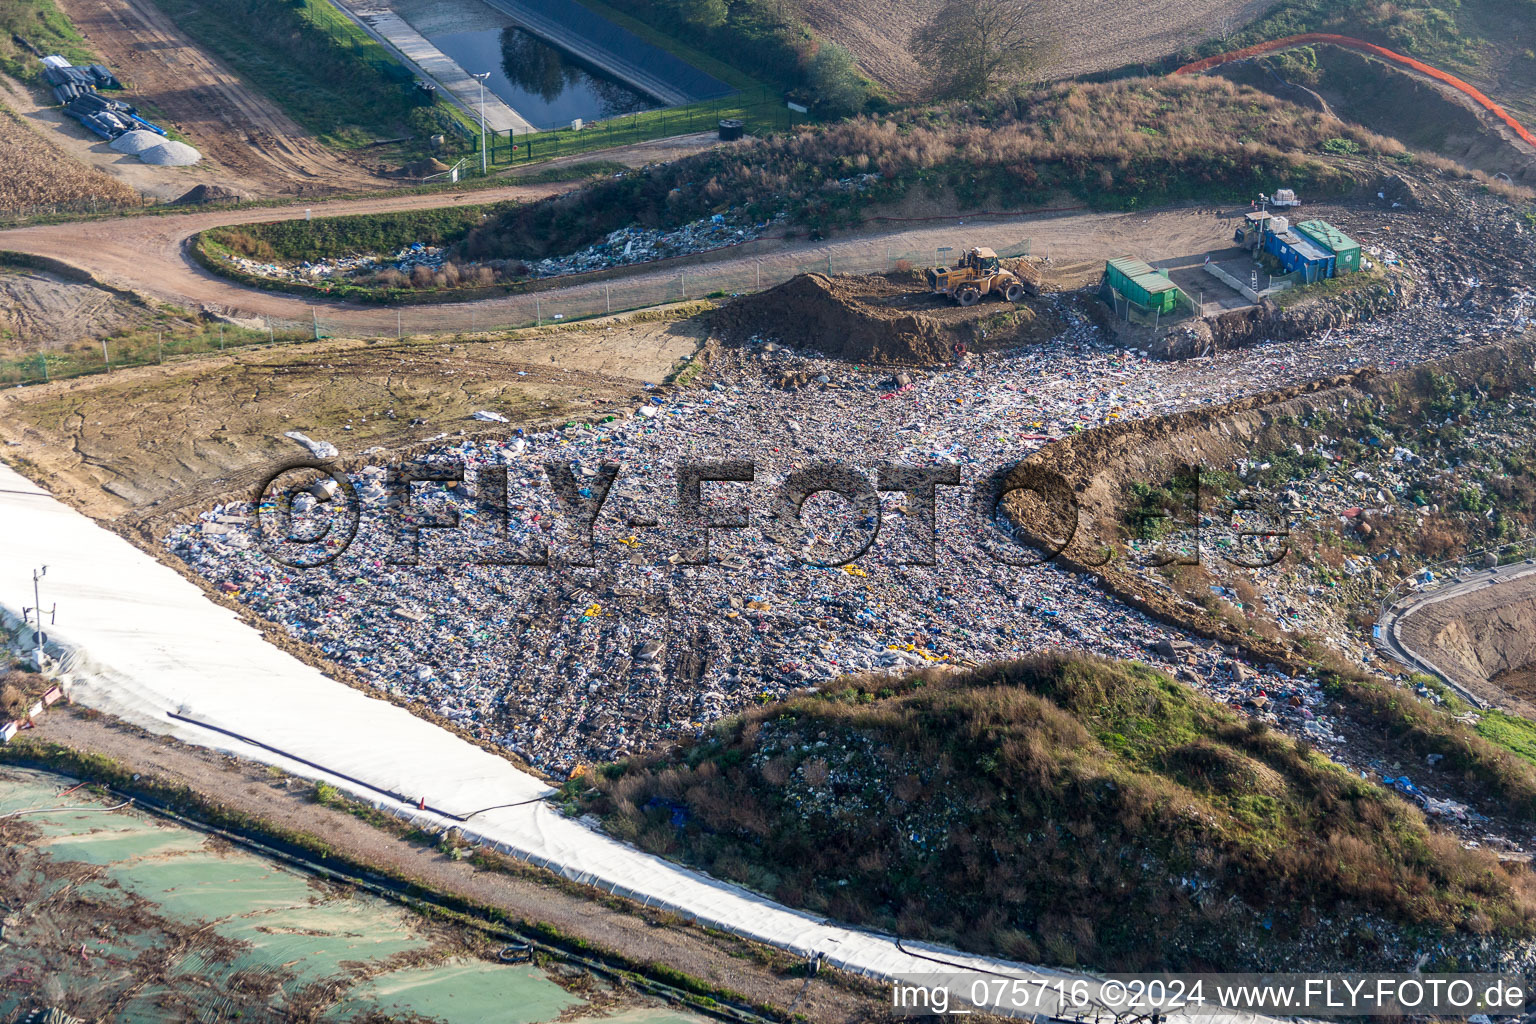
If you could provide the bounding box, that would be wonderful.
[1296,220,1361,273]
[1105,256,1179,314]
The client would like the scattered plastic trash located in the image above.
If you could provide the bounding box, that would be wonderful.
[282,431,338,459]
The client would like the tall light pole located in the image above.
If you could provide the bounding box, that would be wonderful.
[471,72,490,176]
[23,565,53,669]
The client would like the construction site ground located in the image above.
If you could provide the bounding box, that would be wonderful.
[52,0,398,195]
[0,260,171,350]
[1152,244,1254,312]
[0,304,708,520]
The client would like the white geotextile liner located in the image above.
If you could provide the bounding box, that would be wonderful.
[0,463,1273,1021]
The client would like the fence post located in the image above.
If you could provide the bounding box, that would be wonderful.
[605,282,611,313]
[102,339,110,373]
[681,272,686,299]
[267,317,273,344]
[397,309,402,339]
[219,324,224,351]
[536,297,541,325]
[756,260,761,289]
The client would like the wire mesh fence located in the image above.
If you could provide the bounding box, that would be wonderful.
[0,192,160,228]
[3,237,1031,387]
[468,87,793,168]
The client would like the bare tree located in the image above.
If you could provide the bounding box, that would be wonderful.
[912,0,1046,99]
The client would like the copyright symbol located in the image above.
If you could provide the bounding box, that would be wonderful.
[1099,979,1127,1008]
[253,461,360,568]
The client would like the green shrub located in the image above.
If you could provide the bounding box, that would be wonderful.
[583,654,1536,970]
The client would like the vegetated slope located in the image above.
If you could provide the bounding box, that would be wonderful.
[205,203,516,263]
[461,76,1384,262]
[1193,0,1536,127]
[0,0,95,79]
[1006,337,1536,662]
[994,328,1536,793]
[1216,45,1536,183]
[577,654,1536,971]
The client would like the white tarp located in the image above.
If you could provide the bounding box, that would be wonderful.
[0,462,1271,1020]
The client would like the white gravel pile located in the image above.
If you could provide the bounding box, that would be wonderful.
[139,140,201,166]
[109,129,163,155]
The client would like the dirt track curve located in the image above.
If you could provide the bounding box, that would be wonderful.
[0,185,1237,337]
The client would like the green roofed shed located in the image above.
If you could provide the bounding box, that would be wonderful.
[1105,256,1180,314]
[1295,220,1361,273]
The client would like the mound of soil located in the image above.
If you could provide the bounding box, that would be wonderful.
[174,183,245,205]
[400,157,450,178]
[710,270,1057,365]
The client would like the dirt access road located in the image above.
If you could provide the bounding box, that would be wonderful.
[0,189,1242,333]
[50,0,393,196]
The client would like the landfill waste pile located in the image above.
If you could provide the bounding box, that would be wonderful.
[216,212,775,290]
[164,297,1488,780]
[528,212,779,277]
[1132,322,1536,682]
[222,241,448,284]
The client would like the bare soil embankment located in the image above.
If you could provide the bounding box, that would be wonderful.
[1216,45,1536,184]
[1399,574,1536,712]
[0,308,706,519]
[709,267,1056,365]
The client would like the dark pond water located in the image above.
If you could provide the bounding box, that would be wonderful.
[430,25,657,128]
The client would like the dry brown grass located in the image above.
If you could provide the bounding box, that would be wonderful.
[0,102,138,214]
[469,76,1380,261]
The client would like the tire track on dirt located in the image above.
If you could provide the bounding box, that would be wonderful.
[56,0,392,196]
